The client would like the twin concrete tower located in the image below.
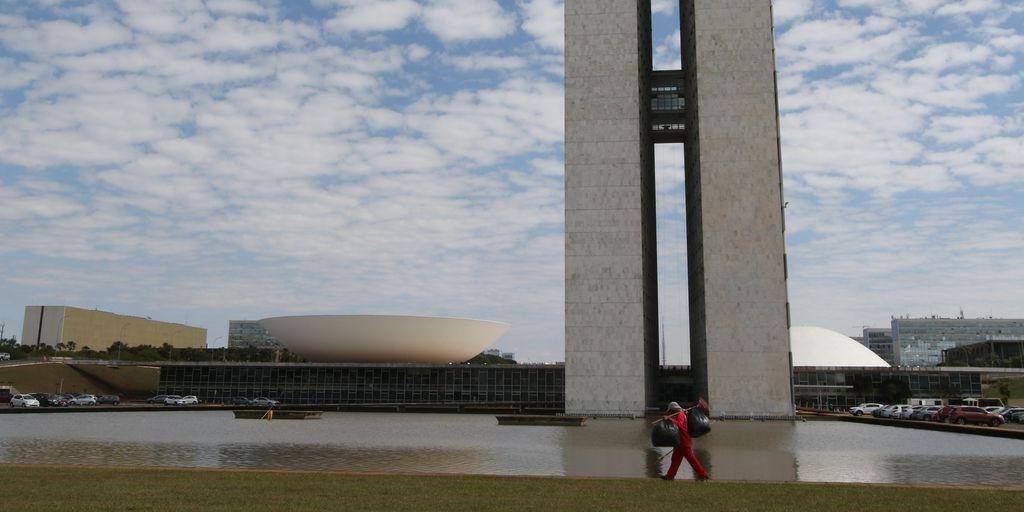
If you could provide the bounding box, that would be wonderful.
[564,1,793,416]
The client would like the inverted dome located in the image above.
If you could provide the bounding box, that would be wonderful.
[258,315,511,364]
[790,326,890,368]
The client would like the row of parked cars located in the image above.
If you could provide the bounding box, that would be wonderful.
[142,395,276,407]
[145,394,201,406]
[849,403,1024,426]
[9,393,121,407]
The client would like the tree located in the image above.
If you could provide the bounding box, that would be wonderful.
[998,383,1011,404]
[878,378,911,404]
[65,341,76,352]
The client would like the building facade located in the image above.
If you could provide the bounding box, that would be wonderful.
[942,337,1024,367]
[892,317,1024,366]
[564,0,792,416]
[152,361,996,413]
[862,328,896,366]
[228,320,283,349]
[21,306,206,350]
[159,363,563,408]
[792,367,985,409]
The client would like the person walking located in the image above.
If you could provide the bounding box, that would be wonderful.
[661,401,710,481]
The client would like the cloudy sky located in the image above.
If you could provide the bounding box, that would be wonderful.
[0,0,1021,363]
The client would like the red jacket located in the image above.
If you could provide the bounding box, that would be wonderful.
[667,411,692,447]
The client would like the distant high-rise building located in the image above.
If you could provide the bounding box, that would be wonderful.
[891,317,1024,366]
[500,352,516,361]
[862,328,896,366]
[228,320,283,349]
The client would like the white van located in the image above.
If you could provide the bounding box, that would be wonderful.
[0,353,10,361]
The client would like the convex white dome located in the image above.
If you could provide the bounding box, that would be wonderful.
[790,325,890,368]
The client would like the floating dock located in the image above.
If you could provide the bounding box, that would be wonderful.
[233,410,322,420]
[496,415,586,426]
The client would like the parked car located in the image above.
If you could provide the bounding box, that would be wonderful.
[229,397,252,406]
[888,405,911,419]
[909,405,931,420]
[250,397,279,408]
[162,395,184,405]
[70,394,97,406]
[1013,411,1024,424]
[872,405,891,418]
[849,403,884,416]
[33,393,69,407]
[983,406,1003,414]
[948,406,1003,427]
[999,408,1024,422]
[10,394,40,407]
[901,405,924,419]
[0,388,12,404]
[169,396,199,406]
[146,395,171,404]
[97,395,121,405]
[933,405,956,422]
[0,352,10,360]
[875,405,897,418]
[919,405,943,421]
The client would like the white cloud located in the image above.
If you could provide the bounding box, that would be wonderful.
[0,18,132,56]
[925,115,1004,144]
[444,53,527,71]
[520,0,564,50]
[324,0,421,34]
[774,0,815,24]
[421,0,516,43]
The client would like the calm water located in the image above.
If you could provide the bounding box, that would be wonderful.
[1,412,1021,485]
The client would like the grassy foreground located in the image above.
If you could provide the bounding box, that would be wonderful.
[4,465,1022,512]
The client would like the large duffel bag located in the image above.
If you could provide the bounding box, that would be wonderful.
[687,408,711,438]
[651,418,680,447]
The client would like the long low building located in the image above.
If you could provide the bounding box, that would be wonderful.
[158,362,564,409]
[148,361,1006,412]
[21,306,206,350]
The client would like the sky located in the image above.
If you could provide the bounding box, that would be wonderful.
[0,0,1021,364]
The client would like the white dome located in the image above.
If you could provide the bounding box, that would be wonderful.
[259,315,511,364]
[790,326,890,368]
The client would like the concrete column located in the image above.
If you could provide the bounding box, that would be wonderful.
[681,0,793,416]
[564,0,657,416]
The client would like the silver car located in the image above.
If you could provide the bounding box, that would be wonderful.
[71,394,97,406]
[10,394,40,407]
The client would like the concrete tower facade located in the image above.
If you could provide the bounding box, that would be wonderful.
[565,0,793,416]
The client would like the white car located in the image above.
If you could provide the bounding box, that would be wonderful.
[849,403,883,416]
[983,406,1003,414]
[162,395,183,405]
[166,395,198,406]
[901,405,924,419]
[11,394,40,407]
[71,394,97,406]
[889,405,911,419]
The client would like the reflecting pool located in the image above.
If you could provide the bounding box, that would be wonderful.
[0,412,1020,485]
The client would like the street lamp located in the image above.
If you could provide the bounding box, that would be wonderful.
[214,336,226,362]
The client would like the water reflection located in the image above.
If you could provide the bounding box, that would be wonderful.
[0,412,1021,485]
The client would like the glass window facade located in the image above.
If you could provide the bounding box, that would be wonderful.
[792,368,982,409]
[159,363,564,408]
[227,320,284,349]
[892,318,1024,366]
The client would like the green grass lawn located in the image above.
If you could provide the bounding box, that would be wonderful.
[4,465,1021,512]
[984,377,1024,406]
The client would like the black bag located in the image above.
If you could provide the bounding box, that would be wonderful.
[687,408,711,438]
[651,419,680,447]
